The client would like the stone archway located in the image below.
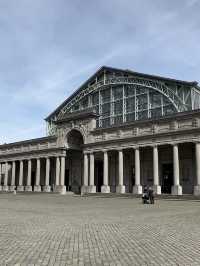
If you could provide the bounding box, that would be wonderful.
[66,129,84,150]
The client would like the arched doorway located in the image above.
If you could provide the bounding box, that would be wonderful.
[67,129,84,150]
[66,129,84,193]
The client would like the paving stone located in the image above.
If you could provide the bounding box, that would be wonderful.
[0,193,200,265]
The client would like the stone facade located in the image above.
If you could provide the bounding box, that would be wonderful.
[1,66,200,195]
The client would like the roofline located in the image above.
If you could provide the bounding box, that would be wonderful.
[0,135,57,149]
[45,66,106,121]
[45,66,199,121]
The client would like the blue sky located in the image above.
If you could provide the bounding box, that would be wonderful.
[0,0,200,143]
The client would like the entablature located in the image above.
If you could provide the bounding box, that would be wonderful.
[85,109,200,149]
[0,136,58,158]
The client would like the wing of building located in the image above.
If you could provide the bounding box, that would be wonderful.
[1,66,200,195]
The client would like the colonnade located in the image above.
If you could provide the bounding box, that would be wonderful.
[0,156,66,193]
[1,142,200,195]
[83,143,200,195]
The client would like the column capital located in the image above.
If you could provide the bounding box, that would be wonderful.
[171,142,180,147]
[132,146,140,150]
[103,149,108,153]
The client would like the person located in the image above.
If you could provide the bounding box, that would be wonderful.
[142,186,149,204]
[148,187,154,204]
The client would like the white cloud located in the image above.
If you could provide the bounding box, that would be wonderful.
[0,0,199,142]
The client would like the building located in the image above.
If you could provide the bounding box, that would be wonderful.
[1,66,200,195]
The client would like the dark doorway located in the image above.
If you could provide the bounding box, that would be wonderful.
[65,169,70,191]
[162,164,173,193]
[95,160,103,192]
[31,171,35,189]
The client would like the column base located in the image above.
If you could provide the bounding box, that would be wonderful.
[81,185,89,194]
[43,185,51,192]
[116,185,125,194]
[34,185,41,192]
[101,185,110,193]
[171,185,182,195]
[133,185,143,195]
[25,186,32,192]
[54,185,66,194]
[9,185,16,192]
[3,185,9,192]
[17,186,24,192]
[88,185,96,193]
[153,185,161,195]
[0,186,2,191]
[194,185,200,196]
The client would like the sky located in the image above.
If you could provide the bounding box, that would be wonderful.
[0,0,200,143]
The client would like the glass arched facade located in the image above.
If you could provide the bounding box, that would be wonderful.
[71,84,177,128]
[46,69,200,135]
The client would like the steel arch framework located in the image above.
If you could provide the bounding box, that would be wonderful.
[57,77,186,120]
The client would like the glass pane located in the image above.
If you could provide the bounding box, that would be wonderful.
[138,110,148,120]
[101,89,110,104]
[126,98,135,113]
[114,100,123,115]
[150,91,161,108]
[102,118,110,128]
[92,92,99,105]
[163,105,176,115]
[114,115,123,125]
[151,108,162,118]
[80,97,88,109]
[137,94,148,110]
[125,85,135,97]
[126,113,135,122]
[102,103,110,117]
[113,86,123,100]
[94,105,99,114]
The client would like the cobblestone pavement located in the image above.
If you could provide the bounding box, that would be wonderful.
[0,194,200,266]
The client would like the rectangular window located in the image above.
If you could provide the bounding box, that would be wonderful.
[101,103,110,117]
[137,94,148,110]
[92,92,99,106]
[113,86,123,100]
[101,89,110,104]
[114,100,123,115]
[126,97,135,113]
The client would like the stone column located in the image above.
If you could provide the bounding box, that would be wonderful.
[133,147,142,194]
[101,150,110,193]
[17,160,24,191]
[43,158,51,192]
[10,161,16,191]
[81,152,89,193]
[25,159,32,191]
[34,158,41,192]
[153,146,161,195]
[59,156,66,194]
[116,149,125,193]
[54,156,61,193]
[172,144,182,195]
[88,152,96,193]
[194,142,200,195]
[3,162,9,191]
[0,163,2,191]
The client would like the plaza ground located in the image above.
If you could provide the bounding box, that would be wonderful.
[0,194,200,266]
